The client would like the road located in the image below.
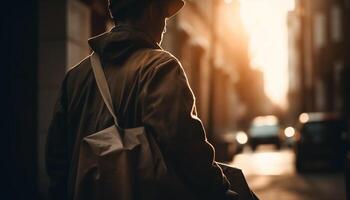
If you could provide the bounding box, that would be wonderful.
[228,145,347,200]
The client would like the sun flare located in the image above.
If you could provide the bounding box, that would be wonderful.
[239,0,295,108]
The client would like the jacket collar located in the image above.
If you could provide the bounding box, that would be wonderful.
[88,25,161,63]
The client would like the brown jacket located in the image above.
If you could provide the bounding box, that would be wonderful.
[46,26,236,200]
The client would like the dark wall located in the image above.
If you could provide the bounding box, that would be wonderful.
[344,3,350,118]
[2,0,39,199]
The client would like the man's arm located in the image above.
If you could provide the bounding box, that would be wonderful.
[140,56,238,200]
[45,76,69,200]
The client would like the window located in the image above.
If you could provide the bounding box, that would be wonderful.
[313,13,326,49]
[330,5,343,43]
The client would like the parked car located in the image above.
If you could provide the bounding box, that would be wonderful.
[214,130,249,161]
[294,112,348,172]
[346,152,350,199]
[214,133,238,162]
[248,115,282,151]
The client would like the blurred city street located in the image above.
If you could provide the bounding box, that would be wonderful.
[229,145,346,200]
[5,0,350,199]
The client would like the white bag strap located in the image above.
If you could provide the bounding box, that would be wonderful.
[90,52,120,128]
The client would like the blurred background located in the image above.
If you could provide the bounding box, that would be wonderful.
[3,0,350,199]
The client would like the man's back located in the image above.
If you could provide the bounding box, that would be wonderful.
[46,27,236,200]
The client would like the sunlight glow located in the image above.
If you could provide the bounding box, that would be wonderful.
[239,0,295,107]
[232,149,295,176]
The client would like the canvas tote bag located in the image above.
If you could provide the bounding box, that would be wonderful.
[73,52,196,200]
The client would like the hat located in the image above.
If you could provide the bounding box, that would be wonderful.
[109,0,185,20]
[166,0,185,18]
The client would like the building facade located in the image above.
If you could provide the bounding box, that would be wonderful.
[162,0,251,161]
[287,0,350,123]
[162,0,243,140]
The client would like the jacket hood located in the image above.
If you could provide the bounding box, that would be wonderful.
[88,26,161,63]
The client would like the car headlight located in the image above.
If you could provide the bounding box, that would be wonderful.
[236,131,248,144]
[284,126,295,138]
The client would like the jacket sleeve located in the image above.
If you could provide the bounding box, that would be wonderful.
[140,56,238,200]
[45,76,69,200]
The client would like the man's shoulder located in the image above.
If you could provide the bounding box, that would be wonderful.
[67,55,91,76]
[136,48,179,64]
[134,48,182,73]
[63,55,92,89]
